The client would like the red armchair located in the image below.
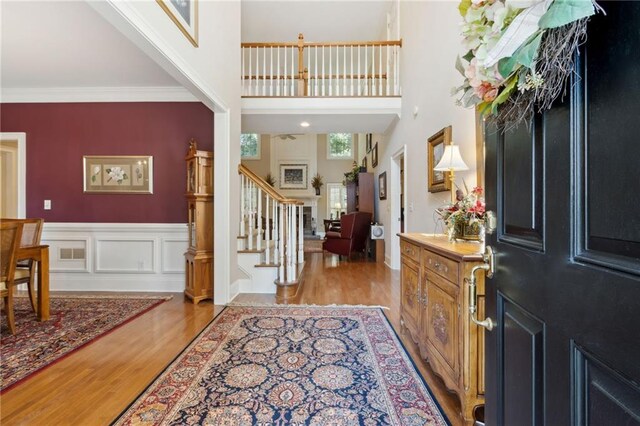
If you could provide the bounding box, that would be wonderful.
[323,212,372,257]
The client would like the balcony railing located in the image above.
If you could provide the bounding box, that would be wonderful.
[241,33,402,97]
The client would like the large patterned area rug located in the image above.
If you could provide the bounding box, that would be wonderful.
[1,295,171,393]
[115,305,449,425]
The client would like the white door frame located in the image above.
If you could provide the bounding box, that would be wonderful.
[0,132,27,218]
[389,145,406,270]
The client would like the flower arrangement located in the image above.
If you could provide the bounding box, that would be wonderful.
[438,185,487,241]
[311,173,324,195]
[264,173,276,187]
[453,0,602,129]
[343,161,361,184]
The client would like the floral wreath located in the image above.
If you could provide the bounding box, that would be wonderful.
[454,0,603,129]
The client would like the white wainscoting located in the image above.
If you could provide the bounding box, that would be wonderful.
[42,223,188,292]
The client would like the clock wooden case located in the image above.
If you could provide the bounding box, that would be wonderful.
[185,140,213,304]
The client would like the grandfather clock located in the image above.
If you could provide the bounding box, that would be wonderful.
[185,140,213,304]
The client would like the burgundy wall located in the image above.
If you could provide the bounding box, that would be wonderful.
[0,102,213,223]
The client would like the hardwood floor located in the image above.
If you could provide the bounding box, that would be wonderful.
[1,253,467,425]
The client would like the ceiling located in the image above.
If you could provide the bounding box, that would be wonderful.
[1,0,395,133]
[0,1,179,89]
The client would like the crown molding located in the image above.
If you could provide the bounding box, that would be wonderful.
[0,86,198,103]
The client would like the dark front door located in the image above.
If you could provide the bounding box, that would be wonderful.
[484,3,640,425]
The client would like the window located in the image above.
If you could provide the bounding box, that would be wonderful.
[241,133,260,159]
[327,183,347,220]
[327,133,353,159]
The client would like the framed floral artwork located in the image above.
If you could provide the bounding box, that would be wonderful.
[83,156,153,194]
[428,126,452,193]
[157,0,199,47]
[279,164,308,189]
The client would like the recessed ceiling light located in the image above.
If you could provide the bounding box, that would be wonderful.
[300,121,310,128]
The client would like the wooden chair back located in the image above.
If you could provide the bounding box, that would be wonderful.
[1,221,23,283]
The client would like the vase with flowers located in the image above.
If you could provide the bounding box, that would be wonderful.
[438,186,489,241]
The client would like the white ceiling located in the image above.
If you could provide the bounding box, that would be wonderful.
[241,1,393,43]
[1,0,395,133]
[0,1,179,89]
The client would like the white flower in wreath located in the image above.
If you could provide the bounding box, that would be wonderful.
[106,166,128,184]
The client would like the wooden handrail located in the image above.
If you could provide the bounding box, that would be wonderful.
[241,39,402,49]
[242,73,388,81]
[238,164,303,205]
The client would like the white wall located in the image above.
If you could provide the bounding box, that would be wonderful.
[378,1,477,266]
[91,0,241,303]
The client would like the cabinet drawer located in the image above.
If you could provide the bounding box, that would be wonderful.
[423,249,458,283]
[400,240,420,263]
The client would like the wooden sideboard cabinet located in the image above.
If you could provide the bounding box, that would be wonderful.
[399,234,486,423]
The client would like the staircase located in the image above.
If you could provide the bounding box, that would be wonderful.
[237,164,305,298]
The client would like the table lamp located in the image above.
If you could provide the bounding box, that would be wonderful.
[434,144,468,204]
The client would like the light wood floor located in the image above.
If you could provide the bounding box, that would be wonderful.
[1,253,466,425]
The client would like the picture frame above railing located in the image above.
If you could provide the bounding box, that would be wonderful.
[157,0,198,47]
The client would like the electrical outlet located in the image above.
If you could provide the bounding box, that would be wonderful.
[44,200,51,210]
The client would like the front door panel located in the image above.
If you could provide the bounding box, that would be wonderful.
[484,3,640,424]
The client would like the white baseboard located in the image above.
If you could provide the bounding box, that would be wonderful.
[42,222,188,292]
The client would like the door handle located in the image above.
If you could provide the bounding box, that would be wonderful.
[467,245,496,331]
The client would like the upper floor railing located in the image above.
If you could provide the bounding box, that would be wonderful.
[241,33,402,98]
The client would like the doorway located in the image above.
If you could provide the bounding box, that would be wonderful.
[389,145,406,270]
[0,132,26,218]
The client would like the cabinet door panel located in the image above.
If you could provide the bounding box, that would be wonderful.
[401,259,421,333]
[426,275,459,378]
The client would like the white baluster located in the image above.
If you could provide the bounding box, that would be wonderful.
[265,195,270,264]
[314,46,318,96]
[248,48,252,96]
[291,46,295,96]
[307,46,311,96]
[257,187,262,251]
[329,45,332,96]
[277,47,281,96]
[357,45,361,96]
[298,204,304,263]
[283,46,287,96]
[248,181,254,250]
[397,45,401,96]
[262,48,265,95]
[273,200,279,262]
[379,44,383,96]
[269,46,273,97]
[386,44,390,96]
[365,45,368,96]
[342,46,347,96]
[279,203,285,282]
[289,204,296,281]
[371,46,376,96]
[241,48,245,95]
[240,174,246,237]
[322,45,325,96]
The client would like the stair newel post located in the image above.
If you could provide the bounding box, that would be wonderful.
[298,204,304,263]
[257,187,263,251]
[248,181,254,250]
[240,174,246,238]
[279,202,286,282]
[265,194,270,264]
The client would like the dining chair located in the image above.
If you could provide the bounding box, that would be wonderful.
[1,221,23,335]
[13,218,44,313]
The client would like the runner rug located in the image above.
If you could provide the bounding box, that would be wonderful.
[114,305,449,425]
[1,295,171,393]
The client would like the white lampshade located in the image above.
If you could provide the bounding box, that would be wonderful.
[434,145,469,172]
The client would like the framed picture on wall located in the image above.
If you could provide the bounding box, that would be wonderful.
[366,133,373,153]
[379,172,387,200]
[83,155,153,194]
[279,164,308,189]
[157,0,199,47]
[362,155,368,171]
[427,126,452,193]
[372,143,379,168]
